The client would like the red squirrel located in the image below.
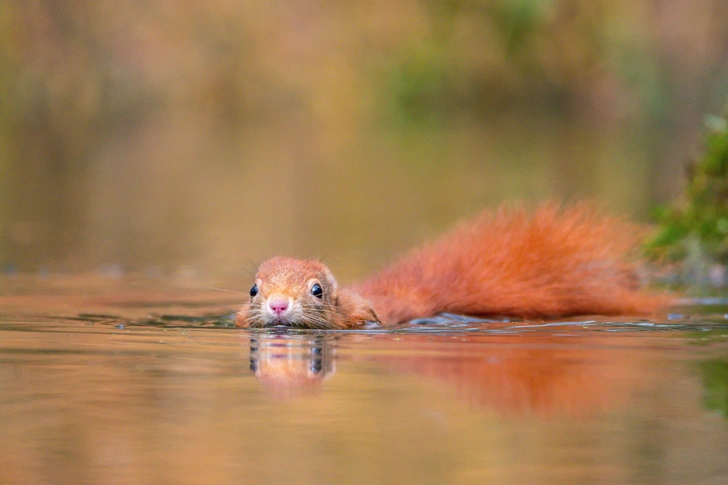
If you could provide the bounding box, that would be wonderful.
[235,204,671,329]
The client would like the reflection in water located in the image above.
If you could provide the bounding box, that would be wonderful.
[248,329,639,418]
[700,358,728,419]
[0,310,727,484]
[248,332,337,399]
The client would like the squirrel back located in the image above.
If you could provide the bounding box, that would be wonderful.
[236,204,671,329]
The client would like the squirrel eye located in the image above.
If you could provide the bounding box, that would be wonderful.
[249,284,259,297]
[311,283,323,299]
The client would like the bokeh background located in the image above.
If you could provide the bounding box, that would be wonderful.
[2,1,728,285]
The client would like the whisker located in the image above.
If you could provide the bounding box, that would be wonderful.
[205,286,249,297]
[319,247,332,263]
[244,256,259,277]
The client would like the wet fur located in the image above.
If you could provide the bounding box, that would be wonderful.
[236,204,671,329]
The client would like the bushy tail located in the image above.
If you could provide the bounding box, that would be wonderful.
[353,204,671,324]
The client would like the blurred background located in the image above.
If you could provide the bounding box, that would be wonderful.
[1,0,728,285]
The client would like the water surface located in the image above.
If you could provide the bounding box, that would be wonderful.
[1,280,727,485]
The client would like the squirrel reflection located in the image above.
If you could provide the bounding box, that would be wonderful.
[247,331,639,416]
[248,332,337,399]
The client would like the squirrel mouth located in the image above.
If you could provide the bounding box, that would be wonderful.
[264,315,294,327]
[262,316,330,329]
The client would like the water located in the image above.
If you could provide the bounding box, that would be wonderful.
[1,281,728,485]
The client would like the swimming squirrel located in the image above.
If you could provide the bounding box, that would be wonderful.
[235,204,671,329]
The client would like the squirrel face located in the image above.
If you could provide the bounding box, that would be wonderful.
[235,256,380,329]
[238,257,340,328]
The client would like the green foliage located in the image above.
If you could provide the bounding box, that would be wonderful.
[645,104,728,266]
[384,0,583,121]
[389,42,449,121]
[492,0,551,54]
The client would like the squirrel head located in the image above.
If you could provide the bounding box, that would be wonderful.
[235,257,379,329]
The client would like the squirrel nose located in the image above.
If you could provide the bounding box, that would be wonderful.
[268,298,289,315]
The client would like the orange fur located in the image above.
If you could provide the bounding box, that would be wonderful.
[236,204,672,329]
